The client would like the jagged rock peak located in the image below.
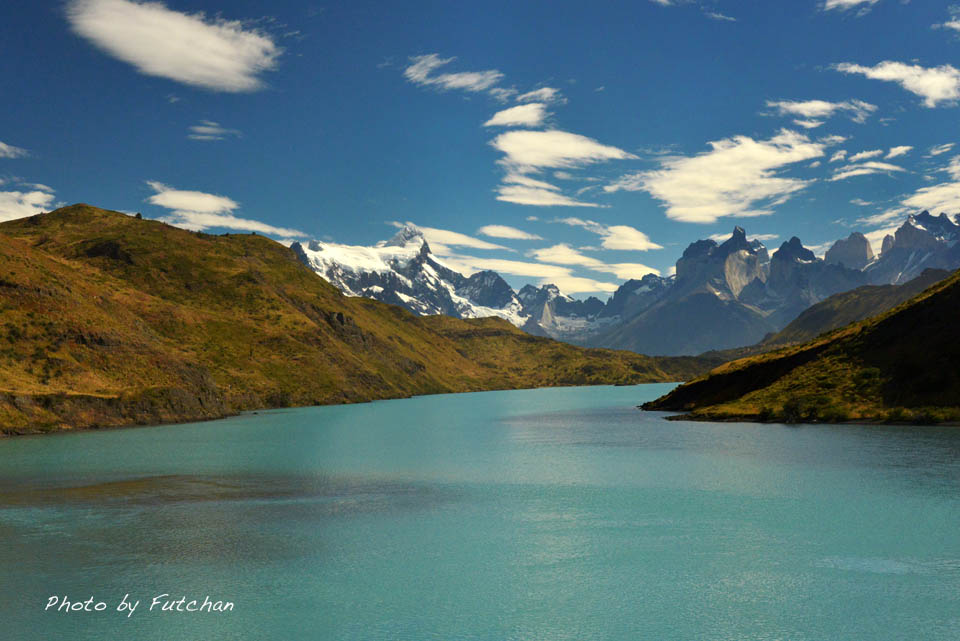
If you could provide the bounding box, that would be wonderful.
[774,237,816,262]
[718,226,752,254]
[383,224,427,248]
[825,231,875,270]
[881,234,895,255]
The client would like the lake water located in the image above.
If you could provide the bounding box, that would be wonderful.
[2,383,960,640]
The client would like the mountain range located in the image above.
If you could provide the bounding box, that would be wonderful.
[292,211,960,355]
[642,264,960,424]
[0,205,716,434]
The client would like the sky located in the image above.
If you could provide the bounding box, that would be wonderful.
[3,0,960,297]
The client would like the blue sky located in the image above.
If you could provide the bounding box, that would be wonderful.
[3,0,960,296]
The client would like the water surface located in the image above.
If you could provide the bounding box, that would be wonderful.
[2,384,960,640]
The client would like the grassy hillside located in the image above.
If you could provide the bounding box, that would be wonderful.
[0,205,716,434]
[643,267,960,424]
[701,269,949,362]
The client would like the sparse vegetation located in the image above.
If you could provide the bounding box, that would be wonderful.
[0,204,717,435]
[644,265,960,424]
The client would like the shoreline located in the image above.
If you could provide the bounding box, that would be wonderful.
[1,380,681,438]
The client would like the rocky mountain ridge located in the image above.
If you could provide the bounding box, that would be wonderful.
[293,211,960,355]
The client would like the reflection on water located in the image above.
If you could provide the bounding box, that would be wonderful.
[1,384,960,641]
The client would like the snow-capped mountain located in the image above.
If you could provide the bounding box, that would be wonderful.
[293,214,960,356]
[866,211,960,285]
[291,225,526,325]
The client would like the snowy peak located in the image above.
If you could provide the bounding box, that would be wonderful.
[382,224,428,248]
[293,230,526,327]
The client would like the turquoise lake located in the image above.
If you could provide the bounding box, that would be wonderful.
[2,383,960,640]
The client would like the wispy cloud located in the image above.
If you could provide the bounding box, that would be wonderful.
[404,54,503,94]
[765,99,876,124]
[492,129,635,171]
[822,0,880,13]
[833,61,960,107]
[515,87,565,104]
[146,181,305,236]
[829,150,848,163]
[476,224,542,240]
[886,145,913,159]
[553,217,662,251]
[484,103,548,128]
[527,244,659,280]
[928,143,955,156]
[389,221,508,251]
[900,156,960,213]
[66,0,281,92]
[705,11,736,22]
[606,129,828,223]
[491,129,636,207]
[829,161,906,181]
[187,120,242,141]
[848,149,883,162]
[0,141,29,159]
[0,183,57,222]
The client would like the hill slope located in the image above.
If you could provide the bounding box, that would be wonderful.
[643,267,960,423]
[702,268,950,361]
[0,205,715,434]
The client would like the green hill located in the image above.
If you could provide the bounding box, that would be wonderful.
[643,267,960,424]
[0,205,716,434]
[700,269,949,362]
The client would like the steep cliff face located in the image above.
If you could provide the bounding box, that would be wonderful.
[674,227,769,300]
[825,232,875,270]
[765,237,869,327]
[866,212,960,285]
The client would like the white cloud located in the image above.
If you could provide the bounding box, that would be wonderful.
[934,15,960,33]
[528,244,659,280]
[491,130,636,207]
[886,145,913,159]
[0,186,57,222]
[705,11,736,22]
[404,54,503,94]
[553,217,663,250]
[543,276,620,294]
[187,120,241,141]
[929,143,955,156]
[389,221,508,251]
[848,149,883,162]
[857,207,907,227]
[606,129,828,223]
[900,156,960,212]
[66,0,281,92]
[496,183,602,208]
[822,0,879,12]
[851,198,873,206]
[829,161,906,181]
[793,119,825,129]
[484,103,548,128]
[146,181,305,236]
[766,99,876,124]
[492,129,635,171]
[829,150,848,163]
[0,141,29,158]
[516,87,564,104]
[833,61,960,107]
[476,224,542,240]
